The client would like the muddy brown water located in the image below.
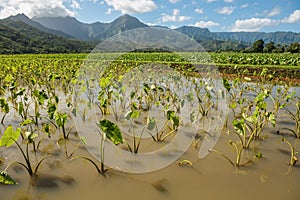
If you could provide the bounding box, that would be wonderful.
[1,110,300,200]
[1,85,300,200]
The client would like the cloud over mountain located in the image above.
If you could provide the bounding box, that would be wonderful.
[0,0,77,18]
[105,0,157,14]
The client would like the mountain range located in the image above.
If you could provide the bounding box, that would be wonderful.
[1,13,299,54]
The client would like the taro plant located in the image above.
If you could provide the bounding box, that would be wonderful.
[124,109,144,153]
[211,139,252,168]
[32,89,49,126]
[13,87,31,121]
[97,76,113,115]
[71,119,123,174]
[145,110,179,142]
[55,112,69,139]
[278,100,300,138]
[0,97,9,125]
[281,137,298,166]
[268,87,295,116]
[238,91,276,143]
[109,81,126,121]
[193,80,214,118]
[0,126,50,177]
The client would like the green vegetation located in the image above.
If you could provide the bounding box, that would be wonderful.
[0,52,299,185]
[0,20,93,54]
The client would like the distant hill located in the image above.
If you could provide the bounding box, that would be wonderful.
[214,31,300,44]
[175,26,218,40]
[7,13,73,38]
[175,26,249,51]
[0,19,92,54]
[32,14,147,40]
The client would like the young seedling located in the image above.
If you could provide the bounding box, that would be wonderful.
[0,97,9,125]
[0,126,50,177]
[32,89,49,126]
[281,137,298,166]
[55,112,68,139]
[278,100,300,138]
[233,92,276,149]
[145,110,179,142]
[71,119,123,174]
[124,109,145,153]
[211,139,252,168]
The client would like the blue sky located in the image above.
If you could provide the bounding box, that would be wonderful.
[0,0,300,32]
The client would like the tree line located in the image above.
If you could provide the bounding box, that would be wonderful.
[245,39,300,53]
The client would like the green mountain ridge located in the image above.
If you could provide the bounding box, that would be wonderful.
[0,19,92,54]
[1,13,299,54]
[214,31,300,44]
[31,14,300,45]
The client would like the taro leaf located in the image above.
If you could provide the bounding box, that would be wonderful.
[172,115,179,130]
[55,113,67,128]
[130,91,136,99]
[100,77,111,88]
[125,110,140,120]
[25,132,38,143]
[255,93,266,103]
[266,112,276,126]
[167,110,179,130]
[190,111,196,123]
[229,102,237,109]
[167,110,175,121]
[130,110,140,119]
[285,91,296,102]
[0,98,5,107]
[0,170,17,185]
[15,88,25,96]
[255,152,263,158]
[20,119,34,126]
[18,102,24,116]
[0,98,9,114]
[223,79,231,92]
[147,117,156,131]
[232,119,245,136]
[43,124,51,138]
[33,90,48,105]
[0,126,21,147]
[98,119,123,145]
[47,102,56,120]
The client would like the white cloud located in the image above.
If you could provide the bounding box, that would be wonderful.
[204,0,216,2]
[169,0,180,4]
[281,9,300,23]
[216,6,235,15]
[161,9,191,22]
[170,25,177,29]
[267,7,280,17]
[194,8,203,14]
[230,10,300,32]
[194,20,219,28]
[105,0,157,14]
[0,0,76,18]
[231,18,278,32]
[70,0,80,9]
[224,0,234,3]
[146,22,157,26]
[241,4,248,8]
